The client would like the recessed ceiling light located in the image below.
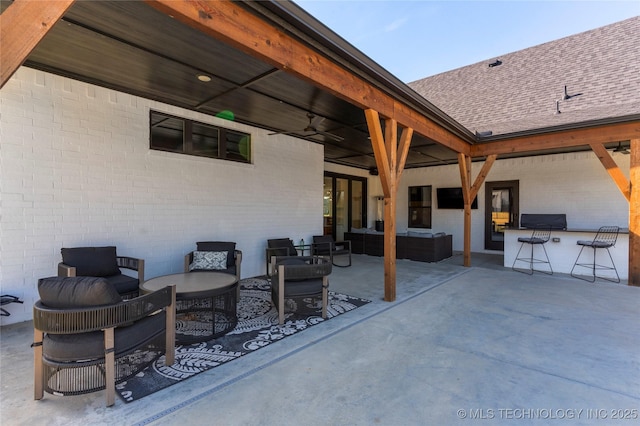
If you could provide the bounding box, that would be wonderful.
[197,74,211,82]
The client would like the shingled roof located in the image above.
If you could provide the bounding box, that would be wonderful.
[408,16,640,137]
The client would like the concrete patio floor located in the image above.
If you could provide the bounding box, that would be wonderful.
[1,253,638,425]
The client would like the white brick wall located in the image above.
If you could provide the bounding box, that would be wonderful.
[1,68,323,324]
[397,153,630,252]
[328,151,629,255]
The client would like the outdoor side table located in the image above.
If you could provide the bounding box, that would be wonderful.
[141,272,238,344]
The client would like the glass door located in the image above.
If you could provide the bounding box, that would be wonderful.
[335,178,349,241]
[484,181,519,250]
[324,173,367,241]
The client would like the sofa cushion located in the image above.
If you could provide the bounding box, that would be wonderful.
[61,246,120,277]
[105,274,140,296]
[196,241,236,268]
[407,231,433,238]
[189,251,228,271]
[274,257,308,281]
[42,311,166,362]
[267,238,298,257]
[38,276,122,309]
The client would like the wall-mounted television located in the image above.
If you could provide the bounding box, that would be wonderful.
[436,187,478,209]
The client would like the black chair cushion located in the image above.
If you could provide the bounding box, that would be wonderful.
[196,241,236,268]
[272,258,324,297]
[268,238,298,256]
[42,312,166,362]
[38,276,122,309]
[312,235,333,255]
[275,277,324,298]
[274,257,307,281]
[61,246,120,277]
[518,237,547,244]
[105,274,140,296]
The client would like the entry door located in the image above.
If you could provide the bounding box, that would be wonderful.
[324,173,366,241]
[484,181,519,250]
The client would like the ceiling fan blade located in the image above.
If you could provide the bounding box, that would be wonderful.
[317,130,344,141]
[310,115,325,128]
[268,130,298,136]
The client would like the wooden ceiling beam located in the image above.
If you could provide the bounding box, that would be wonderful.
[589,143,631,201]
[0,0,75,88]
[144,0,470,155]
[471,121,640,157]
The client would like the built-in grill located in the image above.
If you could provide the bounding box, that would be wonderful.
[520,214,567,230]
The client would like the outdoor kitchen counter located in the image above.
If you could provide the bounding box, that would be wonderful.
[503,228,629,279]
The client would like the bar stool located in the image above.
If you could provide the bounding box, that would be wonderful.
[570,226,620,283]
[512,226,552,275]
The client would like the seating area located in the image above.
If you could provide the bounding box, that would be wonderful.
[16,232,629,416]
[2,254,635,424]
[344,230,452,262]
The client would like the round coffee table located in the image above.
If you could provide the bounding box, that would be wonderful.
[141,272,238,344]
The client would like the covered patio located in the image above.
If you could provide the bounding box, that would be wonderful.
[1,1,638,308]
[1,255,638,425]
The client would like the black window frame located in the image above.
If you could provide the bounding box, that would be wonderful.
[149,110,251,164]
[408,185,432,228]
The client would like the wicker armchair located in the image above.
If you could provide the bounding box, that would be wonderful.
[311,235,352,267]
[265,238,299,276]
[58,246,144,299]
[184,241,242,280]
[184,241,242,298]
[33,276,175,407]
[270,256,331,324]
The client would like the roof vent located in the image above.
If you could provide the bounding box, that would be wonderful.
[563,85,582,100]
[488,59,502,68]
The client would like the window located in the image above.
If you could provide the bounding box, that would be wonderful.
[150,111,251,163]
[408,185,432,228]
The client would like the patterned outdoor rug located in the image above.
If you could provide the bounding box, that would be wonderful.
[116,276,370,403]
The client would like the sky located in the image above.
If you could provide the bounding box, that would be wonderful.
[295,0,639,83]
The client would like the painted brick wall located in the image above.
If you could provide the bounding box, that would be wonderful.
[399,153,630,252]
[0,68,323,324]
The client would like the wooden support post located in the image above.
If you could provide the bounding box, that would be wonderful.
[458,154,497,267]
[365,109,413,302]
[0,0,75,88]
[458,154,472,266]
[383,118,398,301]
[630,139,639,286]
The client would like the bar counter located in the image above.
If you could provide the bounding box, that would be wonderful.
[503,228,629,280]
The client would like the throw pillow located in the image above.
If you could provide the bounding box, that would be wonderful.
[189,251,228,271]
[196,242,236,267]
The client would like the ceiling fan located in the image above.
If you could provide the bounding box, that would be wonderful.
[611,142,630,155]
[269,113,344,141]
